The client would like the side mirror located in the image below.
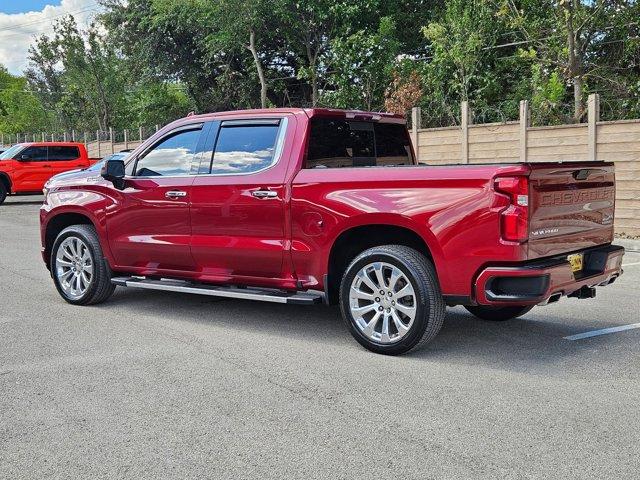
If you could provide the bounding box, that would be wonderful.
[19,154,31,161]
[101,158,126,190]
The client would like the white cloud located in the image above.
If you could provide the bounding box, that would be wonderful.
[0,0,102,75]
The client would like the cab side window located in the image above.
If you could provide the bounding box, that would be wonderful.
[48,146,80,161]
[134,127,201,177]
[18,146,48,161]
[207,120,282,175]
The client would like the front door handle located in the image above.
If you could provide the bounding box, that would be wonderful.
[251,189,278,199]
[165,190,187,199]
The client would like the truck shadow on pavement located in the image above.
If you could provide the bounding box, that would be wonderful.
[100,288,626,369]
[411,307,595,366]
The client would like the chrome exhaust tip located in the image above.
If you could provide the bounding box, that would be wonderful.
[538,292,562,306]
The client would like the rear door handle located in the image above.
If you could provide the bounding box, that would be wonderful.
[165,190,187,199]
[251,189,278,199]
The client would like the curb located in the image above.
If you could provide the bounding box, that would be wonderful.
[614,237,640,253]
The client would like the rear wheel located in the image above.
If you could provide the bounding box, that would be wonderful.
[464,305,533,321]
[340,245,445,355]
[0,181,7,205]
[51,225,115,305]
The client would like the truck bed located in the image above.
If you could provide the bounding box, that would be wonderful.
[291,161,615,296]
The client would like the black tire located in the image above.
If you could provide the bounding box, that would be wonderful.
[50,224,116,305]
[464,304,534,321]
[339,245,445,355]
[0,181,7,205]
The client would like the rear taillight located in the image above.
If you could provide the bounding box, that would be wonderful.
[495,176,529,242]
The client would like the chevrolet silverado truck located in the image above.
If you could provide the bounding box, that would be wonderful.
[0,142,96,205]
[39,108,625,354]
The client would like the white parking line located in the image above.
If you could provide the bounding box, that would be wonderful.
[564,323,640,341]
[622,261,640,267]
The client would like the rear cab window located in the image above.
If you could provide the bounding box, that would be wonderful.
[306,118,414,169]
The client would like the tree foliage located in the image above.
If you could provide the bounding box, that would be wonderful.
[1,0,639,135]
[323,16,400,110]
[0,67,48,135]
[498,0,640,122]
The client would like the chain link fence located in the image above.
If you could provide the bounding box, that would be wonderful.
[410,96,640,129]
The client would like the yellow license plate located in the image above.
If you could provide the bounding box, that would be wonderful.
[568,253,584,273]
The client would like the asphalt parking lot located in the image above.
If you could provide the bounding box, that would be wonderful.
[1,195,639,479]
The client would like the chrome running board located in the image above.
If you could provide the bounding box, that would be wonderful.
[111,276,324,305]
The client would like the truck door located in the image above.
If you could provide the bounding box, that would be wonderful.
[189,116,293,284]
[12,145,50,192]
[105,124,204,272]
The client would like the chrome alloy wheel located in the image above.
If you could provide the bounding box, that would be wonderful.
[55,237,93,300]
[349,262,417,344]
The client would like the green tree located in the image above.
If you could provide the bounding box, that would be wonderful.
[422,0,496,103]
[323,17,400,110]
[207,0,284,108]
[127,82,194,128]
[419,0,513,125]
[498,0,640,121]
[26,16,128,131]
[0,66,49,135]
[277,0,383,106]
[3,0,637,137]
[25,11,195,133]
[101,0,255,111]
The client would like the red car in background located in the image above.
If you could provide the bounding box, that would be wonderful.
[0,142,96,205]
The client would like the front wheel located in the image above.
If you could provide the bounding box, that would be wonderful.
[51,225,115,305]
[464,305,534,321]
[339,245,445,355]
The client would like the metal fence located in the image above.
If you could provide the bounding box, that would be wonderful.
[0,126,161,152]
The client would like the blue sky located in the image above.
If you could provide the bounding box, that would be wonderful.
[0,0,97,73]
[0,1,62,14]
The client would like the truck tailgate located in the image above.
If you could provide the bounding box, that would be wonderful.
[527,162,615,259]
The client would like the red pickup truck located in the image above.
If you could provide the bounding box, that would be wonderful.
[39,109,625,354]
[0,142,95,205]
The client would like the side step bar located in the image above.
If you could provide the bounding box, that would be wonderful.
[111,276,324,305]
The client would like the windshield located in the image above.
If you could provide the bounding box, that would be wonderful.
[86,160,105,172]
[0,144,24,160]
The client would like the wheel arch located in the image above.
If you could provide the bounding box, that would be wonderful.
[43,210,99,269]
[0,172,11,192]
[325,221,440,305]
